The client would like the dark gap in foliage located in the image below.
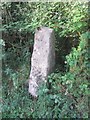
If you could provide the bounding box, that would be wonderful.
[55,34,79,72]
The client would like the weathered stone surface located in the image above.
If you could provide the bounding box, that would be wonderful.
[28,27,55,97]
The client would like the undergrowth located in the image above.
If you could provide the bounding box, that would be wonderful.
[1,32,89,118]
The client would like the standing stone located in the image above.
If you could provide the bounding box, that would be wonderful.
[28,27,55,97]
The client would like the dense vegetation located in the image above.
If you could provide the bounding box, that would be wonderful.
[1,1,90,118]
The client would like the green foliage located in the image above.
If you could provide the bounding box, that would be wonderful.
[0,39,5,46]
[1,1,89,119]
